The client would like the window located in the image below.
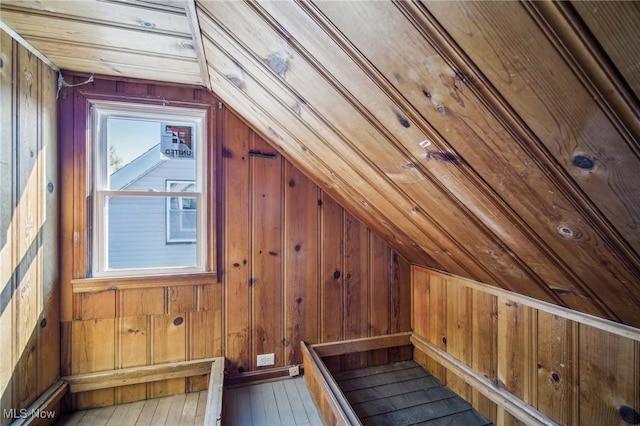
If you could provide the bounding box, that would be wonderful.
[166,180,197,243]
[92,102,207,277]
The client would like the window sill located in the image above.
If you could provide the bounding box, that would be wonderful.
[71,271,218,293]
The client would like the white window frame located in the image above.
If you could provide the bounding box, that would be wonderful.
[91,101,207,277]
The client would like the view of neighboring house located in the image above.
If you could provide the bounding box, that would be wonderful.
[107,143,197,270]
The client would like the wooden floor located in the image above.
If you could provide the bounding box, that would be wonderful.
[54,377,322,426]
[334,361,493,426]
[54,391,208,426]
[224,376,323,426]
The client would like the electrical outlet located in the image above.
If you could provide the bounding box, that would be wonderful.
[256,353,275,367]
[289,365,300,377]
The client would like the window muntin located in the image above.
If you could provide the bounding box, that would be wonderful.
[92,102,207,277]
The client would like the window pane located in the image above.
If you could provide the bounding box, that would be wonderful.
[107,118,195,191]
[106,195,197,270]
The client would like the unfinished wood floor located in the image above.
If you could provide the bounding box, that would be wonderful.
[54,377,321,426]
[54,391,208,425]
[334,360,493,426]
[224,376,323,426]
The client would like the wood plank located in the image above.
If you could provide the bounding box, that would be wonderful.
[270,379,298,425]
[301,341,359,425]
[536,312,576,425]
[342,211,369,370]
[422,0,640,324]
[578,325,639,426]
[417,267,640,342]
[250,134,283,368]
[0,1,192,35]
[344,376,444,406]
[9,381,68,426]
[352,386,457,419]
[167,286,195,314]
[360,396,470,426]
[337,365,429,393]
[77,404,117,426]
[115,315,148,403]
[204,358,224,426]
[497,298,535,403]
[293,376,324,426]
[333,360,419,381]
[222,108,251,375]
[121,400,145,426]
[194,391,207,425]
[62,358,216,393]
[311,333,412,358]
[471,289,498,423]
[72,273,216,293]
[256,382,283,426]
[221,386,239,426]
[248,383,268,425]
[149,394,172,425]
[283,377,312,425]
[77,292,116,320]
[389,252,412,362]
[257,0,527,289]
[0,10,196,58]
[319,192,343,367]
[117,288,164,317]
[445,283,472,400]
[0,29,15,426]
[164,393,187,426]
[200,4,443,269]
[426,274,447,382]
[411,334,559,426]
[36,55,60,397]
[132,396,159,426]
[284,161,320,365]
[14,43,41,410]
[368,233,390,365]
[573,1,640,96]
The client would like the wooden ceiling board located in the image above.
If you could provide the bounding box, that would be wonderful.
[1,1,638,327]
[0,0,192,35]
[259,0,623,319]
[572,1,640,99]
[199,10,444,275]
[254,1,596,309]
[198,1,570,301]
[418,1,640,325]
[0,1,202,85]
[0,10,196,58]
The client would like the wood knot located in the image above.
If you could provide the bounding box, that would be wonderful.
[173,317,184,326]
[619,406,639,424]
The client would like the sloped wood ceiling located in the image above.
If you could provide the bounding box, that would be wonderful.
[1,1,639,327]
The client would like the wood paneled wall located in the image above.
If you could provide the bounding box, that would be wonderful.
[221,110,412,375]
[412,266,640,426]
[58,74,411,410]
[0,30,59,425]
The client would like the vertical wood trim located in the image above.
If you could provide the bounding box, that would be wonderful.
[222,108,251,375]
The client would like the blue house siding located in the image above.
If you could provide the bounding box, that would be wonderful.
[107,146,197,270]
